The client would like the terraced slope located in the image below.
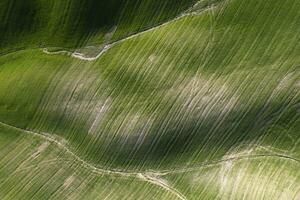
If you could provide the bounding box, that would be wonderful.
[0,0,299,199]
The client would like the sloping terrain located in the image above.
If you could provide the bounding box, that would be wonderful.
[0,0,199,53]
[0,0,299,199]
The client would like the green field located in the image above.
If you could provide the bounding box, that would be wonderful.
[0,0,299,199]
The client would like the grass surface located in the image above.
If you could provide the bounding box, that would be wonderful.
[0,0,299,199]
[0,0,198,53]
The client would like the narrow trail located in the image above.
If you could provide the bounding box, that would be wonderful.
[0,121,136,177]
[0,121,185,200]
[0,2,219,60]
[42,5,218,61]
[159,153,300,175]
[138,173,187,200]
[2,120,299,175]
[1,121,299,176]
[1,120,300,199]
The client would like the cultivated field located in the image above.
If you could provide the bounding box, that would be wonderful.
[0,0,299,199]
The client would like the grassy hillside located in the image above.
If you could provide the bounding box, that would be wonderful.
[0,124,180,200]
[0,0,198,53]
[0,0,299,199]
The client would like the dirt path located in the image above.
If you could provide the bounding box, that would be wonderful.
[42,5,217,61]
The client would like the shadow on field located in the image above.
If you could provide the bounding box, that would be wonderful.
[84,98,298,170]
[66,0,199,43]
[0,0,39,44]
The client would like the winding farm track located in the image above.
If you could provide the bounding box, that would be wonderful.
[0,121,188,199]
[42,4,218,61]
[0,1,220,60]
[1,0,300,199]
[0,0,219,61]
[1,120,299,199]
